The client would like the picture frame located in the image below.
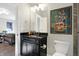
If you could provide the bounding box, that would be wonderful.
[7,22,13,31]
[50,6,72,34]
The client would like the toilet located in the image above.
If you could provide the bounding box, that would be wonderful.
[53,40,70,56]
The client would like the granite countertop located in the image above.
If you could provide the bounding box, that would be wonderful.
[25,35,43,39]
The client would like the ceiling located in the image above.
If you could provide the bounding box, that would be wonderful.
[26,3,48,17]
[0,3,49,19]
[0,3,18,20]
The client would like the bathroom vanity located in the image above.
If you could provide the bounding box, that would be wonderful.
[20,32,48,56]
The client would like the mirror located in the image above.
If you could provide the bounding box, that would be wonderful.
[30,4,48,33]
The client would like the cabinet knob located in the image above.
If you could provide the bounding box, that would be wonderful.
[40,44,46,49]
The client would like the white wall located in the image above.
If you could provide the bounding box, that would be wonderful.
[17,4,31,33]
[17,4,31,55]
[30,10,36,31]
[0,19,6,32]
[0,4,17,33]
[0,18,15,33]
[47,3,73,56]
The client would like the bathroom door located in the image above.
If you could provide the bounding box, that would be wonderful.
[73,3,79,56]
[77,4,79,56]
[73,3,78,56]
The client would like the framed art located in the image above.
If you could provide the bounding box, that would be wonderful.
[50,6,72,34]
[7,22,13,31]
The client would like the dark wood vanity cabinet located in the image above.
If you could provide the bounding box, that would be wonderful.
[20,32,48,56]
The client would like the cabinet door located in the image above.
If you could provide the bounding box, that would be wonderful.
[21,40,39,56]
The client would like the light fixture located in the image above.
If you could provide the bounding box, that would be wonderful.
[31,5,39,12]
[39,4,47,11]
[0,8,9,15]
[31,6,35,12]
[31,4,47,12]
[34,5,39,11]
